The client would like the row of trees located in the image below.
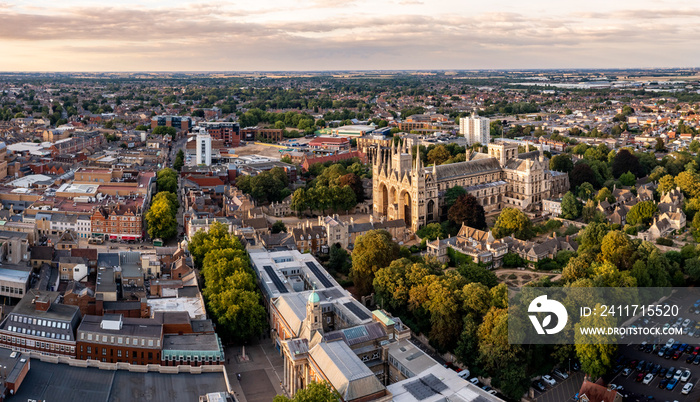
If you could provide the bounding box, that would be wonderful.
[188,222,267,342]
[145,168,179,240]
[173,149,185,172]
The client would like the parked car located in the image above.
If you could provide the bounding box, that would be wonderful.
[658,378,669,389]
[667,378,679,390]
[694,355,700,365]
[650,364,660,375]
[673,350,683,360]
[622,368,632,376]
[674,369,683,380]
[553,369,568,379]
[635,373,644,382]
[681,369,691,382]
[658,346,668,357]
[665,338,675,348]
[531,381,546,392]
[682,382,694,395]
[469,378,479,386]
[458,370,471,379]
[541,375,556,386]
[666,367,676,379]
[642,373,654,385]
[659,367,668,377]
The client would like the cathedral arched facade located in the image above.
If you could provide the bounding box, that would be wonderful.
[372,139,569,231]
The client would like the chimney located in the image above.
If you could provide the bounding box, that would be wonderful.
[35,295,51,312]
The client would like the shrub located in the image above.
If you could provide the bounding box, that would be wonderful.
[656,238,674,246]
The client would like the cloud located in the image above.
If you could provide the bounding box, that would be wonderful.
[0,2,698,70]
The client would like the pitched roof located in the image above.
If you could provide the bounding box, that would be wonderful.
[309,341,385,401]
[433,158,501,180]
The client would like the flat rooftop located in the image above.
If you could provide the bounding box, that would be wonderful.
[12,359,230,402]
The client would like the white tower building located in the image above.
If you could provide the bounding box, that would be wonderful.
[196,129,212,166]
[459,112,490,146]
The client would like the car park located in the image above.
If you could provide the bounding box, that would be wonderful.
[458,370,471,379]
[694,355,700,365]
[642,373,654,384]
[682,382,694,395]
[686,354,695,364]
[683,318,691,327]
[541,375,556,386]
[680,369,691,382]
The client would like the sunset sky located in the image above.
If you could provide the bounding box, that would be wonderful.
[0,0,699,71]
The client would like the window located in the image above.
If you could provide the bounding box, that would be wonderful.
[117,350,122,357]
[102,348,106,356]
[87,347,92,354]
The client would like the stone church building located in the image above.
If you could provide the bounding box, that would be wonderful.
[372,139,569,231]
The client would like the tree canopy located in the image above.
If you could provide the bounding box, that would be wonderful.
[447,194,487,230]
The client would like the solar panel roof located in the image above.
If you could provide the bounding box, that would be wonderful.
[263,265,288,294]
[344,301,371,320]
[305,261,333,288]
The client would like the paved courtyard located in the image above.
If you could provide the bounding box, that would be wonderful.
[224,339,286,402]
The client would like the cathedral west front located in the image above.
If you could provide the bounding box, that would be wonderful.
[371,138,569,231]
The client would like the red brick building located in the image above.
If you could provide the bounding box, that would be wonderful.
[76,315,163,365]
[90,205,143,241]
[200,122,241,147]
[301,151,367,172]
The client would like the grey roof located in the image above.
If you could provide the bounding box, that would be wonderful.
[432,158,501,180]
[0,291,80,340]
[309,341,385,401]
[12,359,230,402]
[162,333,221,352]
[324,322,387,346]
[97,253,119,268]
[78,315,162,339]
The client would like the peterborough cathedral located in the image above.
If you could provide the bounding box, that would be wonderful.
[372,139,570,231]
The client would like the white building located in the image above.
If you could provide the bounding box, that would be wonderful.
[196,130,212,166]
[459,112,490,146]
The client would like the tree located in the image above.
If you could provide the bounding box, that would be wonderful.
[273,381,339,402]
[444,186,467,209]
[457,262,498,288]
[626,201,657,225]
[146,195,177,239]
[173,149,184,171]
[291,188,309,215]
[675,171,700,198]
[427,145,451,165]
[612,149,641,178]
[601,230,633,269]
[153,126,177,136]
[152,191,178,216]
[658,175,676,194]
[493,208,533,239]
[447,194,487,230]
[156,168,178,193]
[576,182,595,200]
[188,221,237,268]
[575,304,618,379]
[271,220,287,234]
[569,163,597,189]
[561,191,582,220]
[690,139,700,153]
[594,187,614,204]
[649,166,667,182]
[655,138,666,152]
[619,171,636,186]
[549,154,574,173]
[327,243,351,275]
[350,230,400,296]
[416,223,447,241]
[336,173,364,202]
[562,255,591,282]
